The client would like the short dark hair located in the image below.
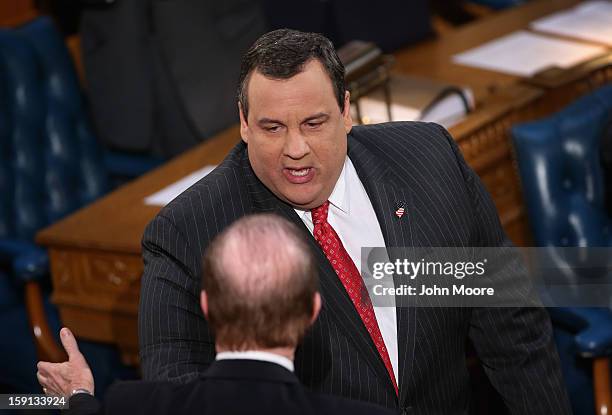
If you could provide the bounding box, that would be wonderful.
[202,214,318,350]
[237,29,346,120]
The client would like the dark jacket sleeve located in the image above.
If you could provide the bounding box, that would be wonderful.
[64,381,184,415]
[138,213,215,382]
[65,393,101,415]
[436,124,572,414]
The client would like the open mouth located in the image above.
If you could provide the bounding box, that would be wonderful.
[288,168,310,177]
[283,167,315,184]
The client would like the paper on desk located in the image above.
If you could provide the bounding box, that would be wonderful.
[144,165,217,206]
[351,94,472,129]
[452,31,606,77]
[351,100,421,125]
[350,75,475,129]
[531,1,612,47]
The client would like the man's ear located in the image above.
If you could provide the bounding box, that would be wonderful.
[310,292,322,325]
[200,290,209,319]
[342,90,352,134]
[238,101,249,144]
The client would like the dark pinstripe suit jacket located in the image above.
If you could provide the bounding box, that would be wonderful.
[139,122,571,415]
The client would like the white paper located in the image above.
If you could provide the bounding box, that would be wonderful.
[419,88,475,128]
[452,31,606,77]
[144,165,216,206]
[531,1,612,46]
[351,88,474,129]
[351,99,420,125]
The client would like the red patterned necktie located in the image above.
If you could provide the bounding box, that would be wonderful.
[311,201,398,395]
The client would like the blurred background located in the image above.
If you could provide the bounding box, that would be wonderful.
[0,1,610,414]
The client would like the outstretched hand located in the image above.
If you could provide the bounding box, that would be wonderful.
[36,327,95,397]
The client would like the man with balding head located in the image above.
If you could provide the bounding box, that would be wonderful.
[202,213,319,356]
[37,214,394,415]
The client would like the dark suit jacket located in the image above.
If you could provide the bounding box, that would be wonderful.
[139,122,571,414]
[262,0,433,52]
[66,360,394,415]
[80,0,266,157]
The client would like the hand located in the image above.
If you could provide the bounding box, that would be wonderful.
[36,327,95,397]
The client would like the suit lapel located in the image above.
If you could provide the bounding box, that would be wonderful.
[348,137,420,406]
[240,146,396,397]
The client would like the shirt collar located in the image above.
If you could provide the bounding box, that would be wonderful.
[329,156,349,214]
[294,156,350,219]
[215,350,294,372]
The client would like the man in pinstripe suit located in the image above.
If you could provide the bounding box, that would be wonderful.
[139,29,571,414]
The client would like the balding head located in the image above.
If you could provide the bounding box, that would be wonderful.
[201,214,319,350]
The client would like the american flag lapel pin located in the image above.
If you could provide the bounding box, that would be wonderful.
[394,202,406,219]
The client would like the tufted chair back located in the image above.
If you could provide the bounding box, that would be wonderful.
[0,17,108,242]
[512,84,612,249]
[512,85,612,415]
[0,17,144,395]
[0,43,13,240]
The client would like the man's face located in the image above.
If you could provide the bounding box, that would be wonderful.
[239,59,352,210]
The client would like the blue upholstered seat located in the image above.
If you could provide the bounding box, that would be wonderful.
[512,84,612,415]
[0,17,139,394]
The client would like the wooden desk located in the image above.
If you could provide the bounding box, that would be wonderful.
[528,53,612,109]
[393,0,587,103]
[37,126,241,365]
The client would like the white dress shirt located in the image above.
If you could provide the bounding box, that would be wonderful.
[215,350,294,372]
[294,156,399,386]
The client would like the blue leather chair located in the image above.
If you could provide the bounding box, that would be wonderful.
[0,17,146,394]
[512,84,612,415]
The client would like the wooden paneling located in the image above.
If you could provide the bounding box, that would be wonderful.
[450,85,544,247]
[50,248,143,365]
